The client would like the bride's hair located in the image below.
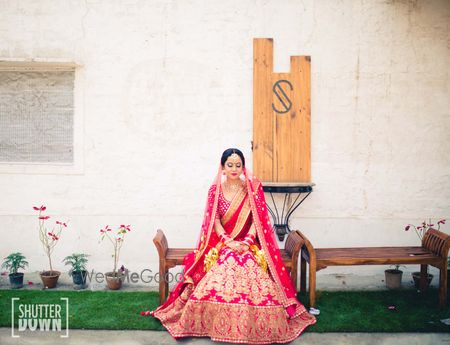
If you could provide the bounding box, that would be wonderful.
[220,148,245,167]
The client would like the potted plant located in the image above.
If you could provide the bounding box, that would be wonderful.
[1,252,29,289]
[63,253,89,289]
[99,224,131,290]
[384,264,404,289]
[34,205,68,288]
[405,218,446,289]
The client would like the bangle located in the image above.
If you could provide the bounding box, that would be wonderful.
[220,233,232,244]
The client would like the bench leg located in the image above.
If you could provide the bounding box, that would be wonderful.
[159,264,169,305]
[420,264,428,292]
[439,266,447,309]
[300,255,306,293]
[291,266,298,291]
[309,262,317,308]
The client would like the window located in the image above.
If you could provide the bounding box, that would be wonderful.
[0,65,75,163]
[0,61,82,174]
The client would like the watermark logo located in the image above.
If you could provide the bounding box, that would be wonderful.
[11,298,69,338]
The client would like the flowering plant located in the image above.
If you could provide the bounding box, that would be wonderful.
[99,224,131,275]
[34,205,68,273]
[405,219,446,241]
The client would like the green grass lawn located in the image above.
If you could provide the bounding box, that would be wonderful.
[0,289,448,332]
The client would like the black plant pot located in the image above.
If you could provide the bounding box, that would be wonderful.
[9,273,24,289]
[72,270,87,287]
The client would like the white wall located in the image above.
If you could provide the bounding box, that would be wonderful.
[0,0,449,285]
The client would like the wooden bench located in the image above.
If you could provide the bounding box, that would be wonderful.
[298,229,450,309]
[153,229,305,305]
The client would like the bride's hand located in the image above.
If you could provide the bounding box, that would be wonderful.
[225,240,240,250]
[236,242,249,254]
[226,241,249,254]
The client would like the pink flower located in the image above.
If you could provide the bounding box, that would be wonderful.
[39,216,50,220]
[1,271,8,276]
[28,281,33,285]
[438,219,446,225]
[405,225,410,231]
[56,221,68,227]
[48,232,58,241]
[100,225,111,233]
[120,224,131,231]
[33,205,46,211]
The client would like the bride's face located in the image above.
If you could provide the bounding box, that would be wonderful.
[222,155,243,181]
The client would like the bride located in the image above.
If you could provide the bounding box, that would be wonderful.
[151,148,316,344]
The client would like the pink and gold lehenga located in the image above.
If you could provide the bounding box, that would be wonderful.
[151,167,316,344]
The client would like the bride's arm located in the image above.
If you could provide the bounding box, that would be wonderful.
[214,218,232,244]
[241,222,256,247]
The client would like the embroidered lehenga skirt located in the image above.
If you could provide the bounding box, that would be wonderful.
[152,247,315,344]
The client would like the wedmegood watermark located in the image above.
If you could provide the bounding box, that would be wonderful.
[85,269,184,284]
[11,298,69,338]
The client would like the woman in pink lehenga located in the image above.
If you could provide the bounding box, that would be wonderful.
[151,148,316,344]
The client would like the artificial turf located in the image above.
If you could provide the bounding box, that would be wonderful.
[0,289,448,332]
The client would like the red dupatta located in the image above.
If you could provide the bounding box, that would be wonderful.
[152,166,303,318]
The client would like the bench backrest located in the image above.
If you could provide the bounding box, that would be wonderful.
[285,230,305,257]
[422,228,450,258]
[153,229,168,258]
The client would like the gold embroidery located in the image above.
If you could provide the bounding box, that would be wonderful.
[250,244,268,272]
[153,298,315,344]
[221,186,246,225]
[203,242,224,272]
[229,198,251,239]
[195,250,274,305]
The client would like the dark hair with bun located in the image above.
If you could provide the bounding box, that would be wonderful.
[220,148,245,167]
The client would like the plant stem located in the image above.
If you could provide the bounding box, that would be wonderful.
[113,242,118,275]
[48,247,53,273]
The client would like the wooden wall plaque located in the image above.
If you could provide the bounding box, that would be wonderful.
[253,38,311,183]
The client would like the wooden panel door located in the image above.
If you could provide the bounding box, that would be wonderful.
[253,38,311,183]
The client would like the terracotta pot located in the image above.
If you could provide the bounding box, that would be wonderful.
[9,273,24,289]
[40,270,61,289]
[412,272,433,289]
[105,272,123,290]
[384,269,403,289]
